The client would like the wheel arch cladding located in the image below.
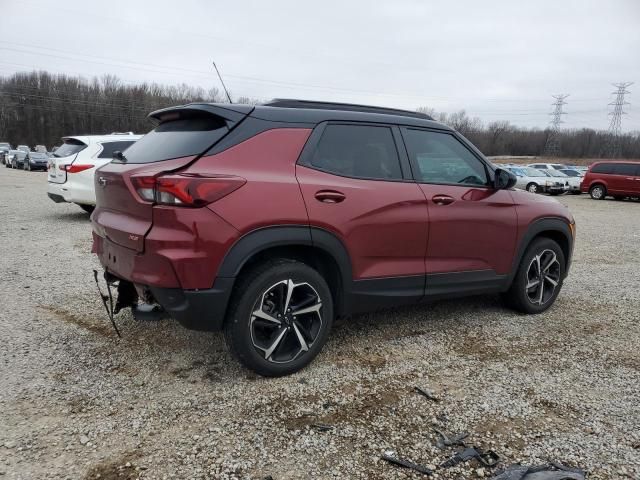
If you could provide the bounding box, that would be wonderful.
[508,217,573,286]
[216,226,353,316]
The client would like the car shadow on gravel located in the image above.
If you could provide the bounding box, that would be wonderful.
[49,211,91,223]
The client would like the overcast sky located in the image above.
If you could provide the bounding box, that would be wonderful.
[1,0,639,130]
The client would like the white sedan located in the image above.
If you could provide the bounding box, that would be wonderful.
[504,166,568,195]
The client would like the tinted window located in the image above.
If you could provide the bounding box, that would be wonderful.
[559,169,581,177]
[309,124,402,180]
[613,163,639,176]
[591,163,615,174]
[54,139,87,158]
[123,113,228,164]
[402,129,487,186]
[98,140,136,159]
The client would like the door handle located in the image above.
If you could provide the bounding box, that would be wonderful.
[315,190,346,203]
[432,194,455,205]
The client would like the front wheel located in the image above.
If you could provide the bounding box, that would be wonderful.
[224,259,333,377]
[526,183,540,194]
[503,237,565,314]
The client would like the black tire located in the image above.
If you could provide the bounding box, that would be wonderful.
[589,184,606,200]
[526,183,539,194]
[503,237,565,314]
[79,204,95,214]
[224,259,333,377]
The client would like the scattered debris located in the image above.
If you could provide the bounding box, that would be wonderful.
[490,463,586,480]
[310,423,333,432]
[414,386,439,402]
[434,428,469,449]
[440,446,500,468]
[382,451,433,476]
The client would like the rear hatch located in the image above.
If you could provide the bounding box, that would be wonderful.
[92,103,253,252]
[48,137,88,183]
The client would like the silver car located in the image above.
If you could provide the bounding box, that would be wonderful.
[505,166,567,195]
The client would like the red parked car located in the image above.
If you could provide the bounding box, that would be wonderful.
[92,99,576,376]
[581,160,640,200]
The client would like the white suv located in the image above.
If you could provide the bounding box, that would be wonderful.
[48,133,141,213]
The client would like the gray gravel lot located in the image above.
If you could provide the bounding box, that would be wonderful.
[1,167,639,480]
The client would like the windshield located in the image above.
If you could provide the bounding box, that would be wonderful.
[30,152,48,159]
[546,170,567,177]
[0,143,10,150]
[54,139,87,158]
[17,145,30,152]
[522,167,546,177]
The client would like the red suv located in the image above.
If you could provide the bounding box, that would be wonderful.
[581,160,640,200]
[92,99,575,376]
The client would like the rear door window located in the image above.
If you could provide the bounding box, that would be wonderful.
[308,124,403,180]
[122,113,228,164]
[98,140,137,159]
[402,128,488,186]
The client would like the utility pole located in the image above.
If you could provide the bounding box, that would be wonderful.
[542,94,569,157]
[605,82,632,158]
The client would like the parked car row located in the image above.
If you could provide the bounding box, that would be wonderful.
[1,143,55,171]
[493,162,584,195]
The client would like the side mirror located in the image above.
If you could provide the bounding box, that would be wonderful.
[494,168,517,190]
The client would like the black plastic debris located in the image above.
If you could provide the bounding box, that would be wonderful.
[311,423,333,432]
[440,446,500,468]
[382,452,433,476]
[414,386,439,402]
[490,463,586,480]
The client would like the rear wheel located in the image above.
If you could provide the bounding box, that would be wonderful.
[590,184,606,200]
[79,204,95,214]
[526,183,540,194]
[503,237,565,314]
[224,259,333,377]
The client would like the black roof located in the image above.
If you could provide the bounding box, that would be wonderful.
[150,100,450,131]
[264,99,433,120]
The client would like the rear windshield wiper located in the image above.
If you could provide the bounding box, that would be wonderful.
[112,151,127,163]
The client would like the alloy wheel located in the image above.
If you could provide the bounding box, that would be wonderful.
[591,186,604,199]
[527,184,538,193]
[525,249,561,306]
[250,279,323,364]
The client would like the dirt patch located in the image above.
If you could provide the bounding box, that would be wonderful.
[83,452,141,480]
[40,305,113,337]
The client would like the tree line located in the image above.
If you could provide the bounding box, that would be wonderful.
[1,70,638,158]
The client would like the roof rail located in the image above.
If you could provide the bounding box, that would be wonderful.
[263,99,433,120]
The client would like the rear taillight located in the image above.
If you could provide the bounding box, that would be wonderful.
[62,164,94,173]
[130,173,246,207]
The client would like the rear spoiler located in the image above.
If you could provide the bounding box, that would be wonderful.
[148,103,255,129]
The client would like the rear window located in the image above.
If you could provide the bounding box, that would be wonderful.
[612,163,640,176]
[98,140,136,159]
[54,139,87,158]
[121,113,228,164]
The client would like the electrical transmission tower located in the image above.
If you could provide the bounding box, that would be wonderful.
[542,94,569,157]
[605,82,633,157]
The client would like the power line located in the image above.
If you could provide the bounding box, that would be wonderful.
[542,94,569,157]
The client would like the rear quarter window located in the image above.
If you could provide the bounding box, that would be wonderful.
[613,163,639,176]
[98,140,136,159]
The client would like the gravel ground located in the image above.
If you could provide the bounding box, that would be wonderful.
[1,167,639,480]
